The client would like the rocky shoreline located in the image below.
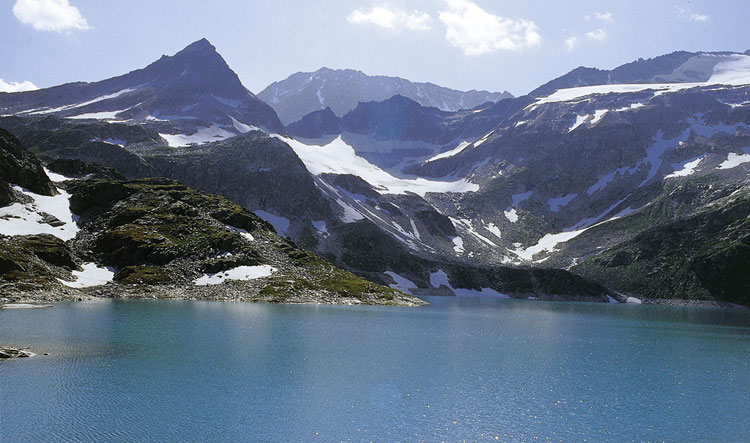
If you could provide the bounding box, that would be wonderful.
[640,298,747,309]
[0,281,427,307]
[0,346,35,359]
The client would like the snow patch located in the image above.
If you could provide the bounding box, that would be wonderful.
[68,110,129,120]
[568,114,588,132]
[227,225,254,241]
[337,199,365,223]
[665,155,705,178]
[548,194,577,212]
[590,109,608,125]
[194,265,276,286]
[451,236,464,254]
[0,186,79,241]
[231,117,261,134]
[58,263,115,288]
[384,271,417,295]
[43,168,73,183]
[429,269,509,298]
[312,220,329,237]
[486,222,502,239]
[717,149,750,169]
[160,125,236,147]
[253,210,290,237]
[512,191,533,207]
[450,217,497,247]
[504,208,518,223]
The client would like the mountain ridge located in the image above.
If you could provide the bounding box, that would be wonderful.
[259,67,512,125]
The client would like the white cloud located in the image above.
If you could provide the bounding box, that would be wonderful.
[13,0,90,32]
[595,12,613,22]
[564,36,578,52]
[676,6,709,22]
[586,28,607,41]
[348,5,432,31]
[0,79,38,93]
[438,0,541,56]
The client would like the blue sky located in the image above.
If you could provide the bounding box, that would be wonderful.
[1,0,748,96]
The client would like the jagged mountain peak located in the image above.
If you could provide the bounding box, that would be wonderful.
[0,38,285,135]
[132,38,248,98]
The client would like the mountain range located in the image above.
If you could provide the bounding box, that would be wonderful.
[258,67,512,125]
[1,38,748,307]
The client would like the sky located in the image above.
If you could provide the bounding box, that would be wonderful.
[1,0,748,97]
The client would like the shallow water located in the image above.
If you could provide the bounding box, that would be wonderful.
[1,297,749,441]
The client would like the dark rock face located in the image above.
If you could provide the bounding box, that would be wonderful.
[286,107,342,138]
[46,158,125,181]
[0,128,55,198]
[323,174,380,200]
[258,67,512,125]
[574,184,750,305]
[325,219,612,301]
[143,132,333,222]
[0,182,13,207]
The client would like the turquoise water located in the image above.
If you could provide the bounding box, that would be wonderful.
[1,297,749,442]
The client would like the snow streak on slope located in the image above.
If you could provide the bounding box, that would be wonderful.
[425,141,472,163]
[277,135,479,197]
[28,88,137,115]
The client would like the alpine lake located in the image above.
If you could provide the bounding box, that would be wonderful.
[1,296,749,441]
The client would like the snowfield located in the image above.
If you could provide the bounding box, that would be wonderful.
[277,135,479,197]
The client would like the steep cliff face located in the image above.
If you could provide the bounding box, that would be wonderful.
[0,128,55,199]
